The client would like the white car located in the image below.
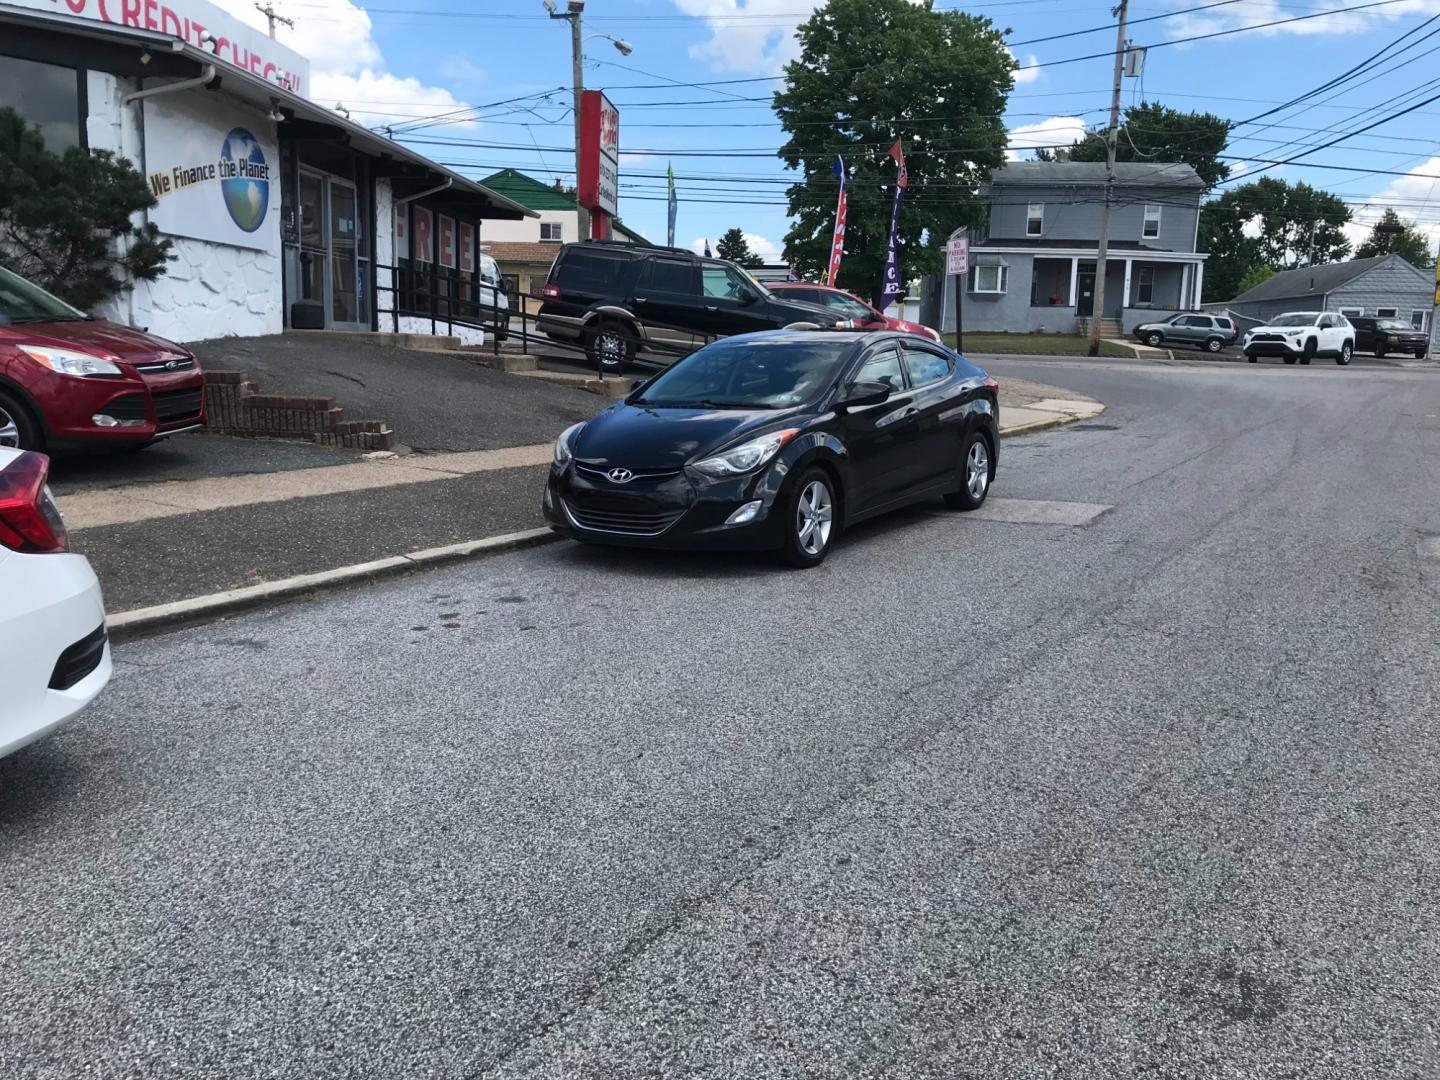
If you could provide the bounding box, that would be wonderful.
[0,448,111,759]
[1242,311,1355,366]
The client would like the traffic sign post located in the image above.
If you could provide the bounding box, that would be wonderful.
[946,233,969,353]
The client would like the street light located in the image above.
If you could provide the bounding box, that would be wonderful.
[546,1,634,239]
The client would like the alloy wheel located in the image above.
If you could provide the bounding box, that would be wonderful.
[796,479,833,556]
[966,439,990,501]
[597,330,624,368]
[0,405,19,449]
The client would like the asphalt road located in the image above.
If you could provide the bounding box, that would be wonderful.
[4,359,1440,1078]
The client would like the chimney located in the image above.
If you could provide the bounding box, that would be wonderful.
[554,178,564,191]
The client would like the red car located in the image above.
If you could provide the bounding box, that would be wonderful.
[0,266,204,452]
[769,282,942,343]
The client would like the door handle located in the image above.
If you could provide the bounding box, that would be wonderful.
[903,406,919,418]
[705,305,718,311]
[634,296,648,303]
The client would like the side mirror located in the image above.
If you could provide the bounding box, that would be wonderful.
[839,381,892,410]
[737,285,758,305]
[630,379,644,392]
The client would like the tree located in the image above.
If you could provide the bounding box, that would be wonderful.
[1235,264,1276,296]
[773,0,1012,304]
[1198,177,1352,300]
[715,227,764,268]
[1354,208,1435,267]
[1066,102,1231,190]
[0,107,171,310]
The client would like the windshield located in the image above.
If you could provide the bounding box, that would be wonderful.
[1268,313,1319,327]
[0,266,87,325]
[1377,319,1411,331]
[822,293,876,322]
[633,336,852,409]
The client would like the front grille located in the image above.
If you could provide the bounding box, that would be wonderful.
[564,500,683,535]
[153,388,203,423]
[102,394,148,421]
[575,464,683,483]
[1250,333,1284,342]
[49,625,107,691]
[134,357,196,374]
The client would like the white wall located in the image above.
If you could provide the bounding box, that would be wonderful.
[375,177,395,332]
[481,208,577,245]
[84,72,283,344]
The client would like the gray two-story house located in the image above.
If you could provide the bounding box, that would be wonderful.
[951,161,1209,336]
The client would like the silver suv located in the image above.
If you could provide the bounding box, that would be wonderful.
[1134,313,1238,353]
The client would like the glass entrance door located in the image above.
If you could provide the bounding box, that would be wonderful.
[329,179,362,329]
[295,169,367,330]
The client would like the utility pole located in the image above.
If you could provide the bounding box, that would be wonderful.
[254,2,293,39]
[548,1,590,240]
[1087,0,1129,358]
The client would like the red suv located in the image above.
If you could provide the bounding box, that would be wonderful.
[769,282,943,343]
[0,266,205,452]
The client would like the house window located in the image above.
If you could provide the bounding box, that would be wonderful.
[1376,307,1398,318]
[970,264,1008,294]
[1142,204,1161,239]
[1136,266,1154,305]
[1026,203,1043,237]
[0,55,85,152]
[1414,310,1429,331]
[1339,307,1363,317]
[540,221,564,242]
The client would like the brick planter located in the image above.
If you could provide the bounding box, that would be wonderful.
[204,370,394,451]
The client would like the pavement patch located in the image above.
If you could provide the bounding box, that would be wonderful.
[970,497,1113,526]
[1419,534,1440,560]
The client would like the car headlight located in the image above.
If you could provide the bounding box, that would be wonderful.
[692,429,798,478]
[553,422,585,466]
[17,345,123,378]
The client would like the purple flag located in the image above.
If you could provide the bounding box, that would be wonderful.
[879,141,908,312]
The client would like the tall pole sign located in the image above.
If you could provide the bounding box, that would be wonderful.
[947,231,969,353]
[578,90,619,241]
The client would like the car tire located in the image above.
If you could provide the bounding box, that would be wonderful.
[0,389,43,451]
[1336,341,1353,366]
[1283,355,1297,365]
[778,467,838,568]
[1144,331,1164,347]
[1245,353,1258,363]
[1205,336,1224,353]
[1416,350,1428,360]
[944,430,994,512]
[585,320,636,375]
[1300,338,1316,365]
[1374,344,1386,358]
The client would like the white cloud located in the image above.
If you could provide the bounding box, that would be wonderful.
[1166,0,1440,42]
[1007,50,1042,85]
[1005,116,1088,160]
[1343,157,1440,252]
[688,233,783,262]
[211,0,474,127]
[671,0,823,72]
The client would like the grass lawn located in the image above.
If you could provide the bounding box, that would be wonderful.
[946,333,1135,358]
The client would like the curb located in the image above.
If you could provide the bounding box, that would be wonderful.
[106,528,562,643]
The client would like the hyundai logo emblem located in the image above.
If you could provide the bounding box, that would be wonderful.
[607,468,634,483]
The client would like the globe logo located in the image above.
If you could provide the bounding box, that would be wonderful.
[220,127,269,233]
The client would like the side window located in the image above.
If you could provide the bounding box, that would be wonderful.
[641,256,696,295]
[902,346,951,387]
[855,348,905,392]
[701,262,750,299]
[555,250,630,292]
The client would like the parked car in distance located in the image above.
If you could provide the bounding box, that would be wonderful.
[536,240,837,373]
[1349,316,1429,359]
[543,328,999,567]
[1242,311,1354,365]
[0,447,112,759]
[0,266,205,452]
[769,282,943,342]
[1133,312,1238,353]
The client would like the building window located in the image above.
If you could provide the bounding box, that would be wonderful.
[540,221,563,242]
[1026,203,1043,237]
[1136,265,1154,304]
[970,264,1008,294]
[1339,307,1363,317]
[1414,310,1429,331]
[1377,307,1398,318]
[0,55,84,153]
[1143,204,1162,239]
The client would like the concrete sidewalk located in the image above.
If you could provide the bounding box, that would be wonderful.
[64,378,1103,624]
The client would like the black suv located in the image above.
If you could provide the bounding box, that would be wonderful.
[1349,316,1429,359]
[537,241,835,372]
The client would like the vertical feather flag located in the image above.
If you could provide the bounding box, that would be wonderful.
[826,156,847,287]
[879,140,907,312]
[666,162,677,247]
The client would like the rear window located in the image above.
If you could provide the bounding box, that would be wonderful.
[1214,317,1233,329]
[552,248,631,292]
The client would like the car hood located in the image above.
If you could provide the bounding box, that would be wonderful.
[886,317,940,339]
[573,401,800,470]
[766,296,842,325]
[0,318,192,366]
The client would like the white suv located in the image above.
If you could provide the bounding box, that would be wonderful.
[1242,311,1354,366]
[0,448,111,758]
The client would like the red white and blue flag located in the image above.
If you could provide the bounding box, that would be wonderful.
[879,140,907,312]
[826,156,847,287]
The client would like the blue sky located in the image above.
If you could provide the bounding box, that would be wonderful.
[222,0,1440,263]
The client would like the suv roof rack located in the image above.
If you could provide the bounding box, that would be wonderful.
[572,238,699,257]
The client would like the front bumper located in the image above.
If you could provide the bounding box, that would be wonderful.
[1243,338,1304,356]
[542,461,787,551]
[40,368,206,445]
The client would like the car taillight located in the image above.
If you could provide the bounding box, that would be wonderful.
[983,376,999,391]
[0,451,70,553]
[541,283,561,300]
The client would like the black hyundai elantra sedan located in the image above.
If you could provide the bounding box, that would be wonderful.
[542,329,999,567]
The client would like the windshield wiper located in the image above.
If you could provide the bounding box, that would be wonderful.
[633,399,777,409]
[4,314,87,324]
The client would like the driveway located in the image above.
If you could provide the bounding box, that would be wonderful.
[4,359,1439,1077]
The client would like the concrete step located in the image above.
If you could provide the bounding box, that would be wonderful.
[283,329,464,352]
[514,368,629,399]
